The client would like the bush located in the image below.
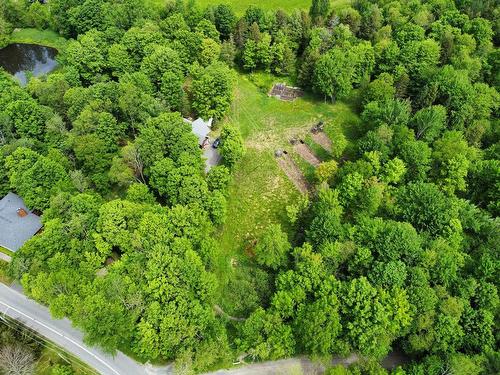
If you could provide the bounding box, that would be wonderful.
[315,160,338,184]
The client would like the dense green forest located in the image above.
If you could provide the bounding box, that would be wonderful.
[0,0,498,374]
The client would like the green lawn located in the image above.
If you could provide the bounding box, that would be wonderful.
[197,0,311,13]
[0,246,14,257]
[150,0,352,15]
[215,72,359,293]
[10,28,69,51]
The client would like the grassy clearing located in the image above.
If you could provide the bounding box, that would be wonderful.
[197,0,311,13]
[215,72,359,302]
[150,0,352,15]
[35,348,95,375]
[10,28,69,51]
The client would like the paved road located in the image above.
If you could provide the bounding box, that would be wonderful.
[0,283,167,375]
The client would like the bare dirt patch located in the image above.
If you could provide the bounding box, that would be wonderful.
[294,142,321,166]
[311,131,333,152]
[269,83,304,101]
[276,154,309,194]
[246,127,310,151]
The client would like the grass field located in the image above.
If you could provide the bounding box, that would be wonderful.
[10,28,69,51]
[150,0,352,15]
[214,72,360,308]
[197,0,311,13]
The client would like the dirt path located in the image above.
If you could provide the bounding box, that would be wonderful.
[203,351,410,375]
[294,143,320,166]
[214,305,246,322]
[276,154,309,194]
[311,132,332,152]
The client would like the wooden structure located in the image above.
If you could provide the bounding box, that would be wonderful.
[269,83,304,101]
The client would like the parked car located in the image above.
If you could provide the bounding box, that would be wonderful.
[212,138,221,148]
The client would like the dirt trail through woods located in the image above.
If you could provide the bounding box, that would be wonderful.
[311,132,333,152]
[294,143,321,166]
[214,305,246,322]
[276,154,309,194]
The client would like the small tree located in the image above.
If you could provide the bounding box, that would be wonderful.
[199,38,221,67]
[313,48,354,102]
[126,183,156,205]
[315,160,338,184]
[160,71,184,111]
[382,158,406,184]
[309,0,331,24]
[242,39,257,71]
[207,165,231,194]
[220,38,236,67]
[191,62,234,120]
[219,125,244,168]
[214,4,237,40]
[362,73,395,105]
[254,224,291,269]
[0,17,13,49]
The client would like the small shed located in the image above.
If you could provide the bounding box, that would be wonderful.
[0,192,42,252]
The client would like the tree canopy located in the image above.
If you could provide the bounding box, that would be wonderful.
[0,0,498,373]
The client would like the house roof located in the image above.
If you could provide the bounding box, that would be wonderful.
[184,117,213,145]
[183,117,220,172]
[0,192,42,252]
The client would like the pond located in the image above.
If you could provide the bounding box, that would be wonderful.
[0,43,58,86]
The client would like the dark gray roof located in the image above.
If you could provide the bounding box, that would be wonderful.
[0,193,42,252]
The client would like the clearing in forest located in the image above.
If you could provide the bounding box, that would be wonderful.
[216,73,359,267]
[215,73,359,315]
[150,0,353,15]
[10,28,69,51]
[204,0,351,14]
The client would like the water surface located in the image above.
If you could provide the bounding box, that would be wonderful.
[0,43,58,86]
